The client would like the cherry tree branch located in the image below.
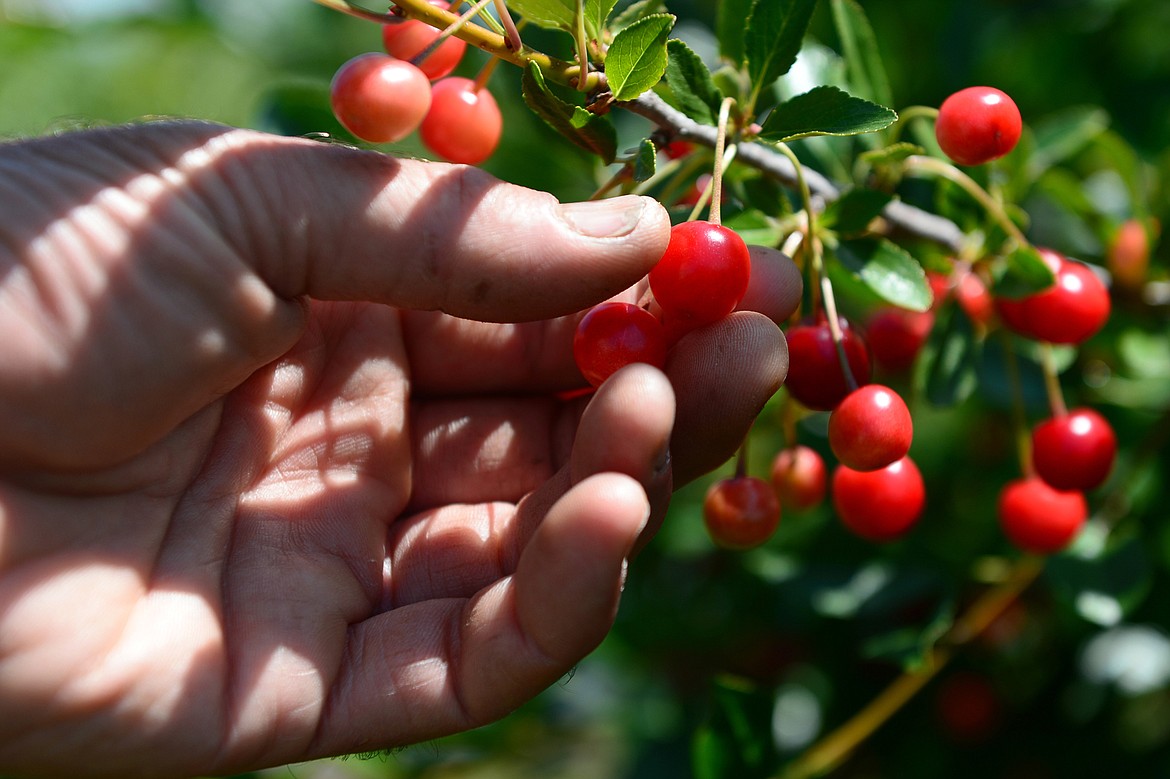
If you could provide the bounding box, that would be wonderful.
[316,0,964,252]
[622,91,965,252]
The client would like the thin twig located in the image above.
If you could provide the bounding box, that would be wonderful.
[622,92,965,252]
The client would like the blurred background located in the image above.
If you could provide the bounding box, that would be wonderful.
[3,1,1170,777]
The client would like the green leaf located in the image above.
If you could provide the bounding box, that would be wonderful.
[1047,534,1153,627]
[692,676,775,779]
[664,38,724,126]
[584,0,619,40]
[830,0,892,108]
[609,0,666,31]
[834,238,932,312]
[520,62,617,163]
[820,188,893,234]
[859,142,924,166]
[758,85,897,142]
[1025,105,1110,183]
[861,597,955,672]
[606,13,674,101]
[506,0,576,32]
[723,209,784,247]
[920,303,981,407]
[633,138,657,182]
[991,245,1057,299]
[716,0,755,66]
[506,0,615,39]
[744,0,818,94]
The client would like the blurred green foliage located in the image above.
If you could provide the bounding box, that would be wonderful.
[4,1,1170,778]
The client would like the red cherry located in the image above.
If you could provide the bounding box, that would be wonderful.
[995,248,1063,338]
[771,445,827,511]
[783,318,871,411]
[1108,218,1150,291]
[1022,255,1111,344]
[660,140,694,159]
[832,457,925,542]
[648,221,751,329]
[573,302,667,387]
[935,86,1022,166]
[927,270,951,309]
[381,1,467,80]
[419,77,503,165]
[865,307,934,372]
[936,672,1001,744]
[828,385,913,472]
[955,270,994,326]
[675,173,712,208]
[1031,408,1117,491]
[995,249,1110,344]
[330,54,432,144]
[703,476,781,550]
[998,476,1086,554]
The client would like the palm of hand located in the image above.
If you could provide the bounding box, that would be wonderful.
[0,123,791,778]
[1,296,676,777]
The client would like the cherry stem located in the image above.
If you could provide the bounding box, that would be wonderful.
[903,154,1029,249]
[1039,342,1069,418]
[642,151,706,205]
[775,142,858,393]
[780,399,798,452]
[472,50,502,91]
[887,104,939,145]
[311,0,397,23]
[734,434,750,479]
[573,0,590,91]
[314,0,594,89]
[999,331,1034,476]
[778,557,1043,779]
[710,97,735,226]
[409,0,494,70]
[686,144,738,223]
[589,165,632,201]
[493,0,523,51]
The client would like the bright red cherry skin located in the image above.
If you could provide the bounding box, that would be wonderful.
[935,86,1022,166]
[771,445,827,511]
[573,302,667,387]
[955,270,994,326]
[381,1,467,80]
[866,308,934,373]
[828,385,913,472]
[1023,256,1111,344]
[832,457,925,542]
[995,249,1110,344]
[994,247,1062,338]
[660,140,694,159]
[703,476,781,550]
[935,672,1002,744]
[419,77,503,165]
[1031,408,1117,491]
[649,221,751,329]
[330,54,432,144]
[998,477,1086,554]
[783,318,871,411]
[1108,218,1150,291]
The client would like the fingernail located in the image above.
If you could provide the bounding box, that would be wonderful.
[559,195,646,238]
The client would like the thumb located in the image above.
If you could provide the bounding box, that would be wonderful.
[211,125,671,321]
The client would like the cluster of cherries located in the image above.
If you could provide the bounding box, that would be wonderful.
[573,218,752,385]
[575,85,1119,557]
[329,0,502,164]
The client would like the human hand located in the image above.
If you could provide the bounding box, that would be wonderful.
[0,122,797,777]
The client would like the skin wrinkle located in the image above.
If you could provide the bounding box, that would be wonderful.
[4,157,119,344]
[0,122,795,777]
